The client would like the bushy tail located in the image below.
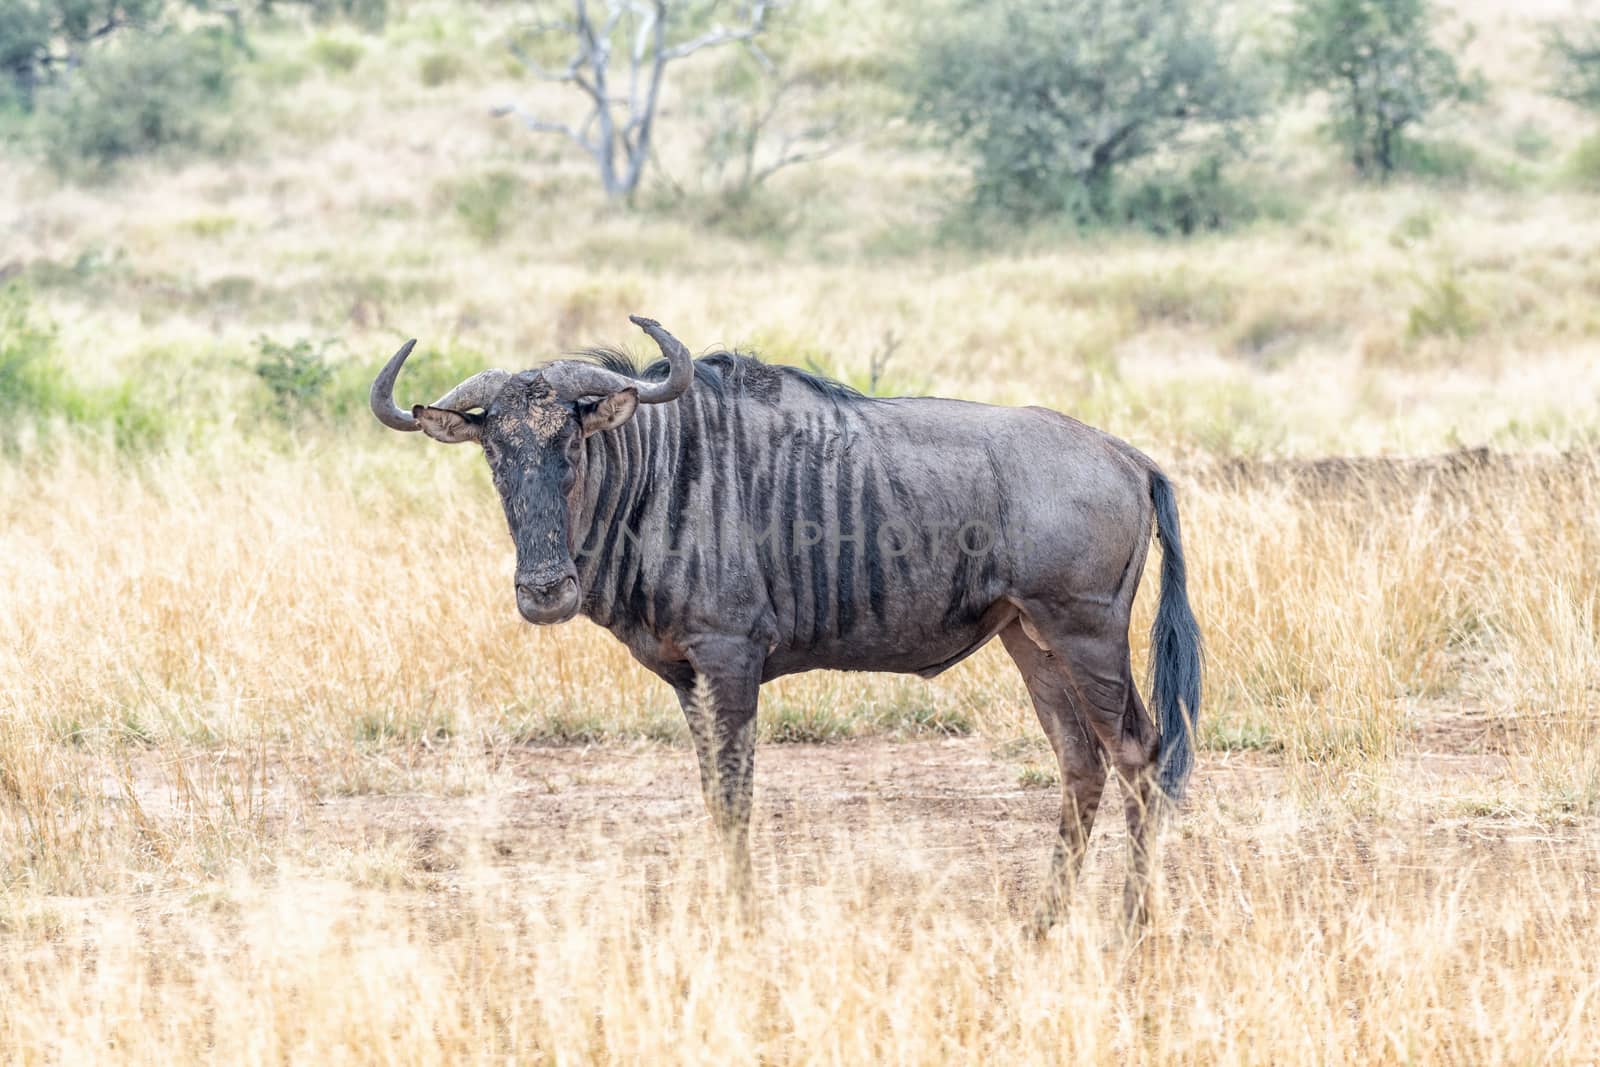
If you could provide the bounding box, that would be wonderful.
[1149,470,1203,804]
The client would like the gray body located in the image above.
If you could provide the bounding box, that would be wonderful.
[370,320,1202,931]
[574,359,1145,683]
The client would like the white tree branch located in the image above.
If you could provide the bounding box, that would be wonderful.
[661,0,769,60]
[491,105,599,157]
[751,138,841,185]
[500,0,782,200]
[508,41,582,82]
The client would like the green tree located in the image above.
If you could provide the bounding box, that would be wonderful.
[35,27,239,173]
[0,0,162,107]
[906,0,1261,223]
[1286,0,1478,177]
[1548,12,1600,110]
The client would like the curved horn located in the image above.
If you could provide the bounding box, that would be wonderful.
[371,339,421,431]
[541,362,640,403]
[628,314,693,404]
[542,315,694,404]
[431,369,513,414]
[370,340,514,433]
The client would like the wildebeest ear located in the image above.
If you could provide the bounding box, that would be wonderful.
[579,388,638,436]
[411,405,482,444]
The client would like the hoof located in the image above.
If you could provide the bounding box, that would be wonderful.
[1024,910,1058,942]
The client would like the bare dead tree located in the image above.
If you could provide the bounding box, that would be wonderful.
[494,0,772,202]
[695,67,845,203]
[866,328,902,395]
[802,328,907,397]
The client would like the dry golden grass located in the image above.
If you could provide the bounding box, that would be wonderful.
[3,0,1600,1060]
[2,444,1596,1063]
[1,817,1597,1064]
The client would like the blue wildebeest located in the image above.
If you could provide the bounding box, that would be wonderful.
[370,316,1201,930]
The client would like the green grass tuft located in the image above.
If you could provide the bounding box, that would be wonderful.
[419,50,465,87]
[308,35,364,73]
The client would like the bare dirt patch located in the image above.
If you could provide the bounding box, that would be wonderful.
[293,734,1588,923]
[313,739,1069,903]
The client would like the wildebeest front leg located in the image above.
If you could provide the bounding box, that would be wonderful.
[675,636,764,897]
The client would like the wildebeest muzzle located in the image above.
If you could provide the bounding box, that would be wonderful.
[515,570,579,624]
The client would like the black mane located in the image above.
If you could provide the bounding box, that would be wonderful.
[569,346,871,405]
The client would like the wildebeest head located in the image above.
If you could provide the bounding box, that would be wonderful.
[370,315,693,625]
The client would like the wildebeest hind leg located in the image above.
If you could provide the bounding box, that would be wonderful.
[1034,623,1161,933]
[999,621,1108,938]
[1113,681,1161,930]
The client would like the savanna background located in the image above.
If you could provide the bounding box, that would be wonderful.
[2,0,1599,1061]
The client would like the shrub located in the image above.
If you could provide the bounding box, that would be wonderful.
[906,0,1262,224]
[1286,0,1481,177]
[1108,155,1282,236]
[254,336,336,420]
[34,28,239,174]
[0,0,163,109]
[0,3,51,108]
[0,285,164,447]
[258,0,386,31]
[316,0,385,31]
[1511,120,1554,161]
[418,49,463,87]
[1547,13,1600,110]
[1390,208,1436,246]
[1406,263,1478,342]
[254,54,310,88]
[1390,136,1512,187]
[452,171,521,244]
[1228,301,1328,361]
[86,376,165,449]
[0,284,60,415]
[1568,133,1600,190]
[308,34,363,73]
